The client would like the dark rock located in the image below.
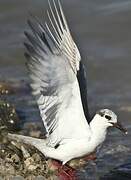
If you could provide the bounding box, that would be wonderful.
[0,101,20,132]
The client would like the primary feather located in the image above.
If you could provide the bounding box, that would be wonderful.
[24,0,90,148]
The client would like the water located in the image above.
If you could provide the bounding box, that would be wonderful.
[0,0,131,179]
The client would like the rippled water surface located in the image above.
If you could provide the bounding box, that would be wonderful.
[0,0,131,179]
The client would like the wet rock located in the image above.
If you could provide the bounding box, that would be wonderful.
[0,82,15,95]
[11,154,20,163]
[32,153,41,162]
[24,157,34,168]
[5,163,16,175]
[0,101,20,131]
[23,154,45,173]
[28,164,38,171]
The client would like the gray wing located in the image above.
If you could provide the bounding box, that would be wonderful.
[24,0,90,141]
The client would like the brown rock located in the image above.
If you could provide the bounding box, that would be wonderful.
[11,154,20,163]
[32,153,41,162]
[24,157,34,168]
[28,164,38,171]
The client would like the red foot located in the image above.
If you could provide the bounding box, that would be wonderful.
[49,153,96,180]
[51,160,77,180]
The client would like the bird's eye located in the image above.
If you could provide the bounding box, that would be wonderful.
[105,115,111,120]
[99,112,104,117]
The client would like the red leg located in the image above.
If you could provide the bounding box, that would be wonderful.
[49,160,77,180]
[48,153,97,180]
[60,164,76,178]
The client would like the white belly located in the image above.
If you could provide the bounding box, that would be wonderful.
[53,138,95,164]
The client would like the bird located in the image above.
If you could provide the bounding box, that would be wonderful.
[8,0,127,169]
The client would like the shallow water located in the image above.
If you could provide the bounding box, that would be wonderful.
[0,0,131,179]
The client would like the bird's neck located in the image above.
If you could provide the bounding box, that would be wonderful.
[89,115,107,148]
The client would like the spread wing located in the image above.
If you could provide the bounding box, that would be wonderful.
[24,0,90,146]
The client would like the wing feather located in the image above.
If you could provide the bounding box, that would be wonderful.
[25,0,90,145]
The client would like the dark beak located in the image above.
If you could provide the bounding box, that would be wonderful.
[111,122,128,134]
